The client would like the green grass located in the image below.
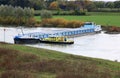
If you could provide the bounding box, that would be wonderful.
[54,15,120,26]
[1,43,120,70]
[35,16,41,21]
[87,12,120,16]
[34,12,120,27]
[0,43,120,78]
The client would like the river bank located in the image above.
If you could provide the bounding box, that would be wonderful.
[102,26,120,34]
[0,42,120,78]
[1,24,120,34]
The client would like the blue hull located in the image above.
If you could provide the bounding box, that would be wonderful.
[14,38,40,44]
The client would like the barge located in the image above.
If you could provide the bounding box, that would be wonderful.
[14,22,101,44]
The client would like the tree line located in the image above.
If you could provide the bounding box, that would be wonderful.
[48,0,120,12]
[0,0,45,10]
[0,0,120,11]
[0,5,35,26]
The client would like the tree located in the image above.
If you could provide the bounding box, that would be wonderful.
[114,1,120,10]
[49,1,59,10]
[59,2,67,10]
[46,0,57,2]
[75,0,91,10]
[105,2,114,9]
[0,0,46,10]
[94,1,105,9]
[45,0,57,8]
[9,0,30,8]
[24,7,34,19]
[66,1,78,10]
[86,2,96,11]
[0,0,9,5]
[29,0,46,10]
[0,5,34,25]
[41,10,52,19]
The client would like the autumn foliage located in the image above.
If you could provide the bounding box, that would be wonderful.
[102,26,120,34]
[49,1,59,10]
[109,26,120,32]
[41,18,84,28]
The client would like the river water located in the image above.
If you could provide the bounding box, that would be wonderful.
[0,27,120,62]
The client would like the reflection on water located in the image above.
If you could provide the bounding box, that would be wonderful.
[0,27,120,61]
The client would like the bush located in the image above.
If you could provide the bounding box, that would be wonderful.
[25,18,36,26]
[40,10,53,19]
[92,8,120,12]
[41,18,84,28]
[52,10,86,16]
[102,26,120,33]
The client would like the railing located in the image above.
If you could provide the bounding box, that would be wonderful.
[18,28,95,39]
[16,23,101,39]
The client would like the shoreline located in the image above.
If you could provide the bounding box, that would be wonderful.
[1,24,120,34]
[102,26,120,34]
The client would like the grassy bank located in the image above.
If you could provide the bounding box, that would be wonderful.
[0,42,120,78]
[87,12,120,16]
[35,15,120,27]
